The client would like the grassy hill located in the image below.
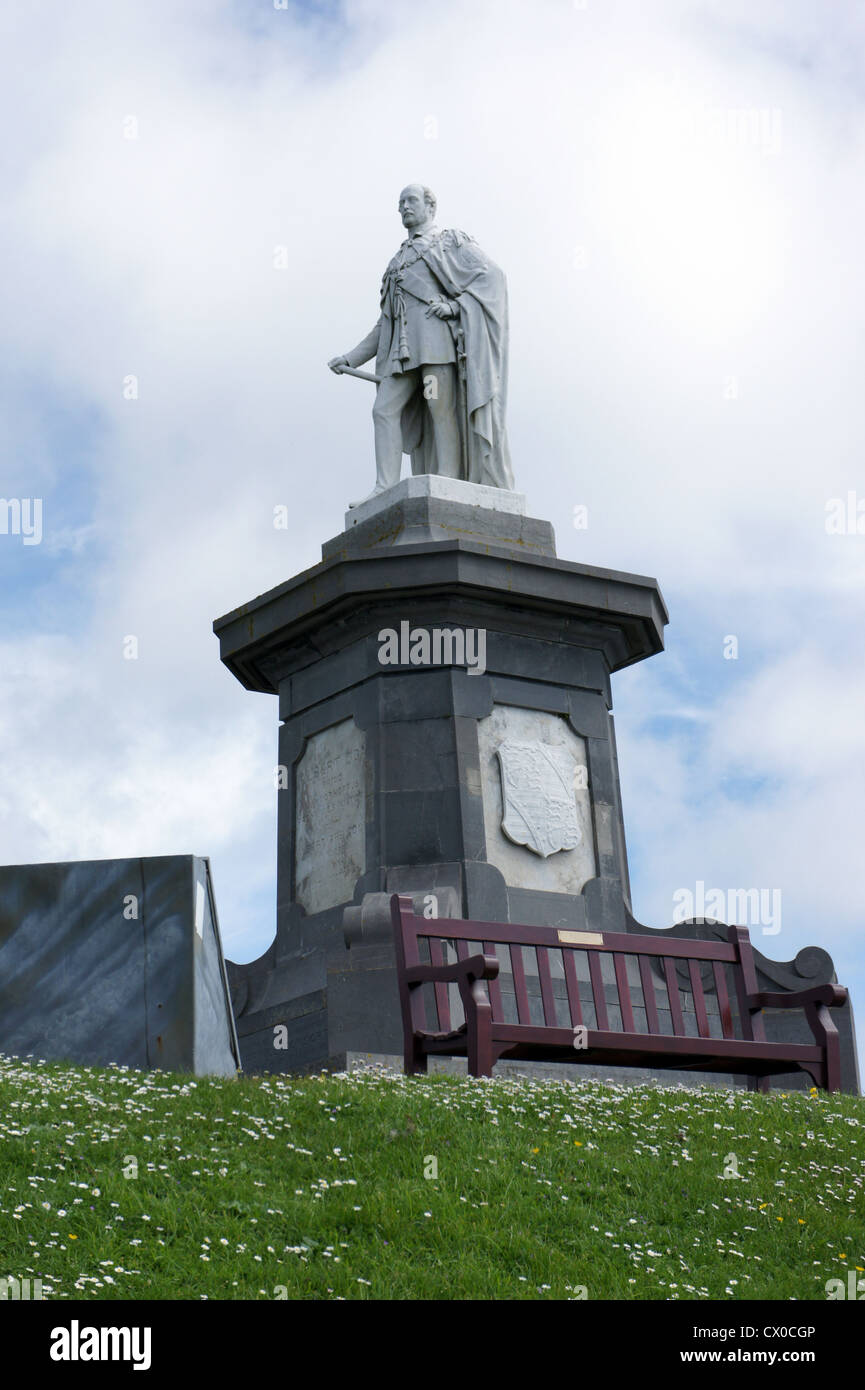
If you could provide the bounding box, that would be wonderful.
[1,1055,862,1301]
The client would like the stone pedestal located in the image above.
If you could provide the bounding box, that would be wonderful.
[215,477,667,1072]
[215,476,858,1092]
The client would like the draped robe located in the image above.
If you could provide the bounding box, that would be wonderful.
[378,229,514,490]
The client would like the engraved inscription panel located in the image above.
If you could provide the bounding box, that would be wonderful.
[295,719,367,915]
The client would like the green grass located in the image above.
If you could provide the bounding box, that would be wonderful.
[1,1054,863,1300]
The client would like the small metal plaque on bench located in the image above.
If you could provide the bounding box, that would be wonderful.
[558,930,604,946]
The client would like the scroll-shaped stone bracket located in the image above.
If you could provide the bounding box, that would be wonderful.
[635,916,838,994]
[344,887,460,949]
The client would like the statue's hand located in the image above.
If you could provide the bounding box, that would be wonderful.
[426,297,457,320]
[328,355,350,374]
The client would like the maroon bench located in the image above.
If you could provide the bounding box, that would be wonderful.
[390,895,848,1090]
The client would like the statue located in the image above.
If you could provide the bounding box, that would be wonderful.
[328,184,514,506]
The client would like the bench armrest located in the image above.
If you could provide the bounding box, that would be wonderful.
[405,955,500,987]
[751,984,848,1011]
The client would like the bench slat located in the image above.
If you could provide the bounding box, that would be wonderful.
[428,936,451,1033]
[712,962,734,1039]
[588,951,609,1031]
[537,946,557,1027]
[639,955,660,1034]
[563,948,583,1028]
[454,938,471,1028]
[688,959,712,1039]
[614,953,636,1033]
[510,944,531,1025]
[663,957,686,1036]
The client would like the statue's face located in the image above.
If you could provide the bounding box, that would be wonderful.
[398,186,430,228]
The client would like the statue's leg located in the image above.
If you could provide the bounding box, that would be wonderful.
[423,365,461,479]
[372,371,416,489]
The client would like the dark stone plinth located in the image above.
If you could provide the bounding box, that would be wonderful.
[215,495,668,1074]
[0,856,239,1076]
[215,492,858,1094]
[216,533,666,700]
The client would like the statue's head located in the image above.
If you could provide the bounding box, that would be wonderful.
[399,184,436,228]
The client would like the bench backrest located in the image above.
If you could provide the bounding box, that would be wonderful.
[391,896,766,1044]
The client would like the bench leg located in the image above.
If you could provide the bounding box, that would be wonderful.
[747,1074,770,1093]
[467,1029,492,1078]
[465,991,493,1078]
[803,1001,842,1092]
[404,1039,428,1076]
[821,1005,842,1093]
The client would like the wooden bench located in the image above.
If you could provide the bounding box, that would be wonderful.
[390,895,848,1090]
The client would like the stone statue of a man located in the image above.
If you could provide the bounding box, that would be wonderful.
[329,184,514,505]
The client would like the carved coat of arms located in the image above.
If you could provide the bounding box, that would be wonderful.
[496,740,582,858]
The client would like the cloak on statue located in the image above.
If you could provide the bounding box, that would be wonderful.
[397,230,514,490]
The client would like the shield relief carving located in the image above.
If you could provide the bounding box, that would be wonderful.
[496,740,583,858]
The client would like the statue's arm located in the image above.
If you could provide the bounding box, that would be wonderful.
[344,319,382,369]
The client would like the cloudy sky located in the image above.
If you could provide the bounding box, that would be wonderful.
[1,0,863,1071]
